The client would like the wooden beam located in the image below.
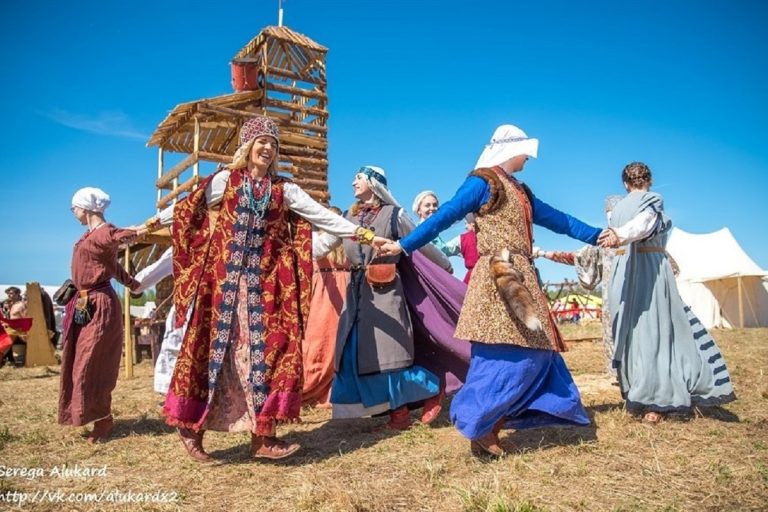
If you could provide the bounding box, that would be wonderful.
[281,155,328,168]
[123,247,134,378]
[193,117,200,178]
[157,176,200,209]
[267,82,327,100]
[280,131,328,150]
[265,98,328,118]
[156,148,164,213]
[198,151,233,164]
[266,65,323,85]
[280,143,327,159]
[156,153,198,189]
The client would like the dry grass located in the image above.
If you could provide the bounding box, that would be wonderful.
[1,329,766,511]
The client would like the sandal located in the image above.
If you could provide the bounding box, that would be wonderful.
[470,432,506,458]
[251,435,301,460]
[372,406,412,432]
[178,428,214,463]
[642,411,664,424]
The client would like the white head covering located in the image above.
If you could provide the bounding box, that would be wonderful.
[412,190,438,215]
[71,187,111,213]
[356,165,401,207]
[475,124,539,169]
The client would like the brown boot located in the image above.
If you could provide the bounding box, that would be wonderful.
[178,428,213,463]
[86,415,113,444]
[383,406,413,431]
[420,387,445,425]
[251,434,301,460]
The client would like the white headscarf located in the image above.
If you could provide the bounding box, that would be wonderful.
[71,187,111,213]
[356,165,401,207]
[475,124,539,169]
[412,190,438,216]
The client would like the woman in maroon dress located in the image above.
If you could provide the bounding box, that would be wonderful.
[58,187,140,443]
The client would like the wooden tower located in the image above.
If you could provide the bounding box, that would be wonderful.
[147,25,330,209]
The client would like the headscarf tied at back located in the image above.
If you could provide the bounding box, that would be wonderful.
[356,165,401,207]
[475,124,539,169]
[71,187,111,213]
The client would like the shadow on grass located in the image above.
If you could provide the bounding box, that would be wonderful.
[500,424,598,455]
[105,416,175,441]
[208,414,414,466]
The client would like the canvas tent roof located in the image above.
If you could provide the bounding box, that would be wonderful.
[666,227,768,329]
[666,227,767,282]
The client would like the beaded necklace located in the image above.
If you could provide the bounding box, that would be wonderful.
[244,173,272,218]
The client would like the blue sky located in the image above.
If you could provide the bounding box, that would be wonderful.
[1,0,766,287]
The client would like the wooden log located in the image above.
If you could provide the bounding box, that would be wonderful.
[280,143,326,159]
[292,168,328,180]
[156,153,198,189]
[193,118,200,177]
[280,131,328,150]
[156,148,164,213]
[267,82,327,100]
[157,176,199,209]
[292,177,328,189]
[266,66,324,85]
[265,98,328,118]
[123,247,134,378]
[198,151,233,164]
[281,155,328,168]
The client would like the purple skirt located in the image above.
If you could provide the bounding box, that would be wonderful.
[450,342,590,440]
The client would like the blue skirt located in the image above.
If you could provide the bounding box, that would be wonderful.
[450,342,590,440]
[330,325,440,419]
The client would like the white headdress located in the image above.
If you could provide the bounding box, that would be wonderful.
[475,124,539,169]
[71,187,111,213]
[356,166,401,207]
[412,190,438,215]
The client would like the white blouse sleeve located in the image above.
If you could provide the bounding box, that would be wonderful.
[156,171,231,226]
[613,209,659,245]
[284,183,358,236]
[133,247,173,293]
[397,209,452,271]
[283,182,360,259]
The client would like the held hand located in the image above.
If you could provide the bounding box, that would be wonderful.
[371,236,391,249]
[597,228,619,248]
[378,241,403,257]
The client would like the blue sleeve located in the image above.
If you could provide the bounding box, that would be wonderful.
[531,194,602,245]
[399,176,490,254]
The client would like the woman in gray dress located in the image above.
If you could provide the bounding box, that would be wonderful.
[598,162,736,423]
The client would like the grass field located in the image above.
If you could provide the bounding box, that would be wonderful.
[1,327,766,511]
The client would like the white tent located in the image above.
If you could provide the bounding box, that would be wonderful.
[666,228,768,329]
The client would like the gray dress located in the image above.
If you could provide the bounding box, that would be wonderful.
[608,191,736,413]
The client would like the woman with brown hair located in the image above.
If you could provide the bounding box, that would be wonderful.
[599,162,736,423]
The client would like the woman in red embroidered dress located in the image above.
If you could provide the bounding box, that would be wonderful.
[59,187,141,443]
[142,116,380,461]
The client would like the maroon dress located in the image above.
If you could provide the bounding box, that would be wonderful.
[58,224,139,426]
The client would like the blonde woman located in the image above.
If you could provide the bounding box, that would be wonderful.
[143,116,384,461]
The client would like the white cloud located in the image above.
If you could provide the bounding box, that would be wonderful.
[44,108,148,140]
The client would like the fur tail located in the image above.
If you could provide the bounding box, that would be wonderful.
[490,249,543,331]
